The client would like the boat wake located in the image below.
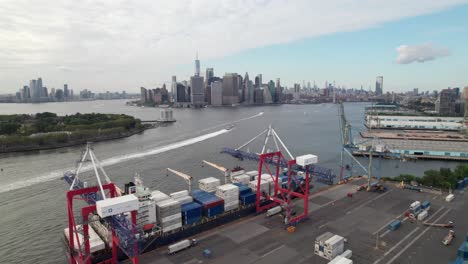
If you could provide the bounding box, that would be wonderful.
[2,111,265,194]
[2,129,230,194]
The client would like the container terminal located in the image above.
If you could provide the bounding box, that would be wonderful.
[338,103,468,162]
[62,124,468,264]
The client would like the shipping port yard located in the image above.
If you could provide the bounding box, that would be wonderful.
[61,119,468,264]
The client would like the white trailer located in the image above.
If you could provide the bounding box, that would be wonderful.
[266,206,282,217]
[167,239,197,254]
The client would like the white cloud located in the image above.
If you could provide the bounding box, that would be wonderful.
[0,0,466,91]
[396,44,450,64]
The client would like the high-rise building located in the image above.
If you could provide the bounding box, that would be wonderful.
[211,81,223,106]
[413,88,418,96]
[64,84,69,99]
[190,75,205,107]
[222,73,239,105]
[293,83,300,101]
[375,76,383,96]
[254,74,262,88]
[171,76,177,102]
[36,78,43,98]
[140,87,147,103]
[243,72,250,103]
[263,85,273,104]
[30,79,38,99]
[195,53,200,77]
[205,68,214,84]
[248,80,254,105]
[236,74,243,102]
[22,86,30,100]
[436,88,460,116]
[268,80,275,102]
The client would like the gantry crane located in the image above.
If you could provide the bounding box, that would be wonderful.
[63,143,139,264]
[166,168,193,193]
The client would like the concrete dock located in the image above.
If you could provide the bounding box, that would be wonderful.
[132,179,468,264]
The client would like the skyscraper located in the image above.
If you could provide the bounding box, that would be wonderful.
[205,68,214,83]
[222,73,239,105]
[171,76,177,102]
[255,74,262,88]
[243,72,250,103]
[375,76,383,96]
[30,79,38,99]
[195,52,200,77]
[64,84,69,99]
[190,75,205,107]
[211,81,223,106]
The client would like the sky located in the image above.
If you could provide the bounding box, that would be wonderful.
[0,0,467,94]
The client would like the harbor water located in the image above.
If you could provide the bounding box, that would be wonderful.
[0,100,462,263]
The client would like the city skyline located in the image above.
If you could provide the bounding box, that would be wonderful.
[1,1,467,93]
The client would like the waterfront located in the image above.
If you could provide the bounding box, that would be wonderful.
[0,100,464,263]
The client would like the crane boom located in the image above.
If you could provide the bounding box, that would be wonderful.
[166,168,193,192]
[202,160,230,184]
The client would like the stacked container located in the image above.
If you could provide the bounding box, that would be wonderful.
[216,184,240,212]
[198,177,221,192]
[249,180,270,196]
[64,224,106,253]
[192,190,225,217]
[256,174,275,194]
[315,232,335,258]
[181,202,203,225]
[156,198,182,233]
[170,190,193,205]
[232,183,256,206]
[323,235,345,260]
[151,190,171,203]
[245,170,258,181]
[232,174,251,184]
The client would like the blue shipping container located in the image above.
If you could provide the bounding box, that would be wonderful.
[232,183,252,196]
[206,204,224,217]
[421,201,430,209]
[240,192,256,205]
[181,202,203,225]
[388,220,401,231]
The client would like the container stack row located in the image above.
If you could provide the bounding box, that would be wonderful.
[232,174,250,184]
[156,198,182,233]
[192,189,225,218]
[170,190,193,205]
[249,179,270,196]
[215,184,239,211]
[181,202,203,225]
[232,183,257,205]
[315,232,346,260]
[198,177,221,193]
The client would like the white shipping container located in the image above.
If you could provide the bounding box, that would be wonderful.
[232,174,251,184]
[170,190,189,199]
[417,210,428,221]
[161,213,182,223]
[328,255,353,264]
[266,206,282,217]
[296,154,318,166]
[410,201,421,211]
[325,235,345,249]
[64,225,106,253]
[162,222,182,233]
[340,249,352,259]
[167,239,191,254]
[173,195,193,205]
[445,194,454,202]
[246,170,258,177]
[249,180,269,196]
[151,191,171,203]
[96,194,139,218]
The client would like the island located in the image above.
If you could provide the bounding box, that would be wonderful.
[0,112,150,153]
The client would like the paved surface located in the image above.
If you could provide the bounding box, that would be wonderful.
[133,180,467,264]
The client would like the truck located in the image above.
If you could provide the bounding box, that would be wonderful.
[442,230,455,246]
[167,239,197,254]
[266,206,282,217]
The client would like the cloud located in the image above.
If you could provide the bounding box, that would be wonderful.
[0,0,467,91]
[396,44,450,64]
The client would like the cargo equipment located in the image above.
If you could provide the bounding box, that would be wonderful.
[443,230,456,246]
[167,239,197,254]
[423,221,454,228]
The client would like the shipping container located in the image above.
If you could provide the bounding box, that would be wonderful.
[328,255,353,264]
[296,154,318,166]
[64,225,106,253]
[232,183,252,196]
[240,192,256,205]
[266,206,282,217]
[446,194,455,202]
[421,201,431,211]
[417,210,428,221]
[198,177,221,192]
[388,220,401,231]
[232,174,251,185]
[151,191,171,203]
[167,239,192,254]
[96,194,139,218]
[170,190,189,199]
[340,249,352,259]
[456,180,465,190]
